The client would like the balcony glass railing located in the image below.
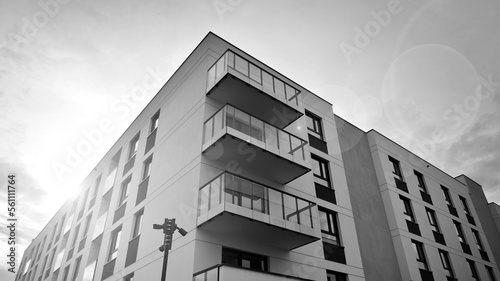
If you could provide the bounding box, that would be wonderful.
[203,105,307,162]
[207,50,301,107]
[198,173,317,228]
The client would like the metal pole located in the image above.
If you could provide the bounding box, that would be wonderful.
[160,237,169,281]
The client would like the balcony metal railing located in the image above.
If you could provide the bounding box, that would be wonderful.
[203,104,307,162]
[193,264,315,281]
[206,50,301,107]
[198,173,317,229]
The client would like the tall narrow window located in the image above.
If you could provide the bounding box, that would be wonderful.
[439,250,455,278]
[306,111,323,140]
[82,214,92,238]
[107,226,122,262]
[118,177,131,207]
[319,208,341,246]
[486,266,497,281]
[72,256,82,281]
[311,154,331,188]
[70,224,81,249]
[128,134,140,160]
[467,259,480,280]
[460,196,471,216]
[400,196,416,222]
[150,111,160,133]
[411,240,429,271]
[453,221,467,244]
[62,265,70,281]
[142,157,152,181]
[91,175,101,199]
[414,170,428,193]
[132,209,144,238]
[426,208,440,233]
[389,156,403,180]
[442,186,454,207]
[472,229,484,251]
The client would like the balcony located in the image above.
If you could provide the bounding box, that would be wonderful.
[197,173,320,250]
[206,50,302,129]
[194,264,315,281]
[203,105,310,184]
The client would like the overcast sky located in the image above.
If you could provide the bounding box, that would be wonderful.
[1,0,500,280]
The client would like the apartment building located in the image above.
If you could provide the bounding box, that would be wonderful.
[335,116,500,281]
[15,32,366,281]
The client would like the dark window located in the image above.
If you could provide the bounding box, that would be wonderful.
[486,266,497,281]
[62,265,70,281]
[119,177,131,207]
[132,209,144,238]
[439,250,455,278]
[472,229,484,251]
[222,248,268,272]
[311,154,331,188]
[411,240,429,271]
[414,170,428,193]
[426,208,440,233]
[72,256,82,281]
[150,111,160,133]
[107,226,122,262]
[389,156,403,180]
[128,134,140,160]
[467,259,480,280]
[327,270,347,281]
[453,221,467,244]
[401,196,416,222]
[460,196,472,216]
[306,111,323,140]
[319,208,341,246]
[124,273,134,281]
[442,186,454,207]
[142,157,152,181]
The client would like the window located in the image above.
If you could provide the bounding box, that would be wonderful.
[472,229,484,251]
[107,226,122,261]
[70,224,81,248]
[311,154,331,188]
[72,256,82,281]
[118,177,131,207]
[142,157,152,180]
[132,209,144,238]
[411,240,429,271]
[439,250,454,278]
[91,175,101,198]
[389,156,403,180]
[62,265,70,281]
[400,196,416,222]
[319,208,341,246]
[467,259,480,280]
[453,221,467,244]
[414,170,428,193]
[460,196,472,216]
[128,134,140,160]
[486,266,497,281]
[327,270,347,281]
[64,213,74,234]
[426,208,440,233]
[306,111,323,140]
[222,248,268,271]
[124,273,134,281]
[53,249,64,272]
[150,111,160,133]
[442,186,454,207]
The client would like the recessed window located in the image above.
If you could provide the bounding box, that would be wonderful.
[467,259,480,280]
[118,177,131,207]
[107,226,122,262]
[91,175,102,199]
[222,248,268,272]
[400,196,416,223]
[439,250,455,278]
[472,229,484,251]
[426,208,440,233]
[411,240,429,271]
[150,111,160,133]
[128,134,140,160]
[142,157,152,181]
[453,221,467,244]
[70,224,81,248]
[389,156,403,180]
[82,213,92,238]
[486,265,497,281]
[319,208,341,246]
[132,209,144,238]
[460,196,472,216]
[327,270,347,281]
[414,170,428,193]
[311,154,331,188]
[124,273,134,281]
[72,256,82,281]
[306,111,323,140]
[442,186,454,207]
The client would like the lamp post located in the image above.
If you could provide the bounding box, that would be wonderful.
[153,218,187,281]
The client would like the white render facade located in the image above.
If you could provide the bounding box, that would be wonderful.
[16,33,365,281]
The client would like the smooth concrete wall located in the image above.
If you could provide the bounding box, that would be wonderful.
[334,116,402,281]
[456,175,500,273]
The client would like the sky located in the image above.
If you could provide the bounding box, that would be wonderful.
[1,0,499,280]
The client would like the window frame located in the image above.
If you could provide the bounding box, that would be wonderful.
[389,156,403,180]
[311,154,332,189]
[467,259,480,280]
[150,111,160,133]
[327,270,347,281]
[426,208,440,233]
[142,157,153,181]
[128,134,140,160]
[72,256,82,281]
[439,250,455,278]
[453,221,467,244]
[124,273,134,281]
[305,110,323,140]
[118,177,132,207]
[400,196,416,223]
[221,247,268,272]
[131,209,144,239]
[442,186,454,207]
[411,240,429,271]
[107,226,122,262]
[486,265,497,281]
[319,207,341,246]
[460,195,472,216]
[414,170,428,193]
[472,229,484,251]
